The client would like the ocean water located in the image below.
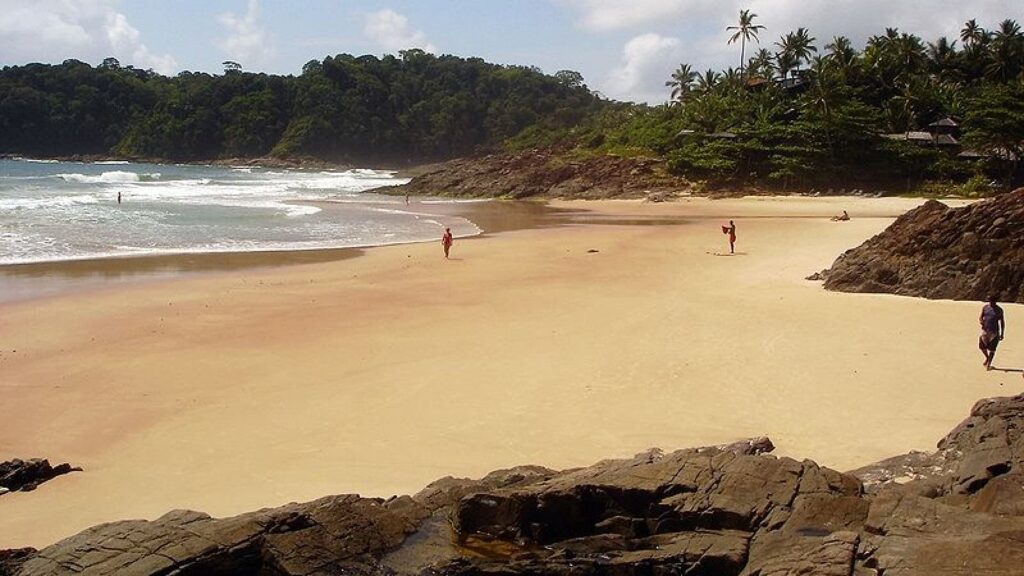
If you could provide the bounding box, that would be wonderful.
[0,158,479,265]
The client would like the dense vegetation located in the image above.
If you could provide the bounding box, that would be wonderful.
[1,15,1021,193]
[0,51,599,163]
[517,16,1024,193]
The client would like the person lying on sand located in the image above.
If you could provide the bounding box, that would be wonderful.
[830,210,850,221]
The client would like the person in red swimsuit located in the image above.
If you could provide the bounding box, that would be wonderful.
[723,220,736,254]
[441,227,453,259]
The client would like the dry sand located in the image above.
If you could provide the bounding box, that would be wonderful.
[1,196,1019,548]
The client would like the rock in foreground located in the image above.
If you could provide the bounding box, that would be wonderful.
[0,459,80,495]
[6,394,1024,576]
[820,188,1024,302]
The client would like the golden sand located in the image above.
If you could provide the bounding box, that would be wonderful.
[0,196,1017,548]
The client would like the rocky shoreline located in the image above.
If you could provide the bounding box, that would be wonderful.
[817,188,1024,303]
[4,393,1024,576]
[378,148,693,200]
[0,459,80,496]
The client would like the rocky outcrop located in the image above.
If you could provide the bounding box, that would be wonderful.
[382,148,691,200]
[820,189,1024,302]
[0,459,80,494]
[6,394,1024,576]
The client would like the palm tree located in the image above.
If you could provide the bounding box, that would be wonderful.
[721,67,745,91]
[695,69,721,94]
[775,28,817,76]
[727,9,766,75]
[746,48,775,79]
[927,37,959,80]
[892,32,927,73]
[824,36,858,75]
[960,19,987,48]
[986,19,1024,81]
[665,63,697,103]
[775,50,799,80]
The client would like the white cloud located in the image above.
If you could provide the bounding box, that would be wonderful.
[556,0,719,32]
[606,33,683,104]
[216,0,273,67]
[364,9,437,54]
[0,0,177,74]
[559,0,1020,38]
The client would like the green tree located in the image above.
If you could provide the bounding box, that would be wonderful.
[727,9,766,75]
[665,63,696,103]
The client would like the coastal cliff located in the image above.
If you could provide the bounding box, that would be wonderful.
[820,188,1024,303]
[5,393,1024,576]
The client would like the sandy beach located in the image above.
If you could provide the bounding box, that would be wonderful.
[1,196,1018,548]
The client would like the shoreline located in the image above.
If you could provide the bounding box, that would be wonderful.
[0,198,690,305]
[0,152,436,179]
[0,195,1011,549]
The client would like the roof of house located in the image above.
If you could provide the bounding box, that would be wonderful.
[929,117,959,128]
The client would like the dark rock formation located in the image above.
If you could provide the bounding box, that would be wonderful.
[382,149,691,200]
[6,394,1024,575]
[0,549,36,576]
[820,188,1024,302]
[0,459,80,494]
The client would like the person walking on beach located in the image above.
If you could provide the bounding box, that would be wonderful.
[441,227,453,259]
[979,295,1006,370]
[721,220,737,254]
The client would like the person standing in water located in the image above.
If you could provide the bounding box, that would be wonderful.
[441,227,453,259]
[722,220,736,254]
[979,294,1005,371]
[117,191,122,204]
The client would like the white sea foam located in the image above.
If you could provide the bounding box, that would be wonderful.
[0,194,100,209]
[94,160,131,165]
[0,158,479,266]
[15,157,59,163]
[58,171,141,184]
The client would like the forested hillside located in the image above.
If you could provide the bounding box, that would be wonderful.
[2,15,1022,193]
[512,16,1023,193]
[0,50,599,163]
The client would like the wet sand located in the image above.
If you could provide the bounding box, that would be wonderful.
[1,195,1017,548]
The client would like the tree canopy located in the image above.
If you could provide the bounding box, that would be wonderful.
[0,52,599,163]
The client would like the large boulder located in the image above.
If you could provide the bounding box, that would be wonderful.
[820,189,1024,302]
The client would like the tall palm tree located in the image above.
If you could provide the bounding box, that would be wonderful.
[665,63,697,103]
[727,9,766,75]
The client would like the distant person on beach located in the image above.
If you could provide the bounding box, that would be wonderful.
[405,193,410,205]
[441,227,453,259]
[721,220,736,254]
[117,191,122,204]
[979,295,1005,370]
[831,210,850,221]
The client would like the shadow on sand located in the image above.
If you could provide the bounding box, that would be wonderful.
[990,366,1024,374]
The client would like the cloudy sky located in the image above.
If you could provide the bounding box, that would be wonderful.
[0,1,1018,104]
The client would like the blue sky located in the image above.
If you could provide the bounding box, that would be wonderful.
[0,1,1019,103]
